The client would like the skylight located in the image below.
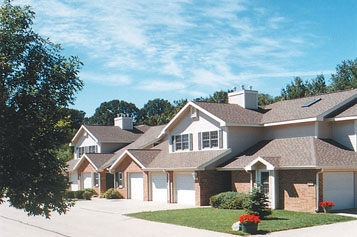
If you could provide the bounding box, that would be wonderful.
[302,98,321,107]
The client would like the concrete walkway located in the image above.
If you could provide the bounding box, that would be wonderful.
[1,198,356,236]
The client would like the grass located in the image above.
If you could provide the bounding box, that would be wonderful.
[126,208,356,235]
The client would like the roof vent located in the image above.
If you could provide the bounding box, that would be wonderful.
[302,98,321,108]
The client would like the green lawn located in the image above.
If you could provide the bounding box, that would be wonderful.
[126,208,356,235]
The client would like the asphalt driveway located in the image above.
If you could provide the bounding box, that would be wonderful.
[1,198,357,236]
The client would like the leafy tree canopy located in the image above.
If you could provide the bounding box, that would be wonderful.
[88,99,139,125]
[0,1,83,218]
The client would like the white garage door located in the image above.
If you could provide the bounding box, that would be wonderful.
[82,173,92,189]
[70,171,78,191]
[175,173,195,205]
[129,173,143,200]
[151,173,167,202]
[324,172,354,210]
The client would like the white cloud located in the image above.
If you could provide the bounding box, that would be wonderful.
[137,80,186,92]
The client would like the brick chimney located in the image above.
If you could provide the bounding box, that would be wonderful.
[114,114,133,130]
[228,85,258,109]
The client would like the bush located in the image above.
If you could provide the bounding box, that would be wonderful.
[74,190,85,199]
[243,187,272,219]
[209,191,248,209]
[82,190,93,200]
[64,190,75,199]
[104,188,121,199]
[84,188,97,196]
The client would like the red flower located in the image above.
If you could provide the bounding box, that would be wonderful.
[319,201,335,208]
[238,214,261,224]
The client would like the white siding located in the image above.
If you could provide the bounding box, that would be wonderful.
[332,120,356,151]
[264,122,315,140]
[169,109,222,152]
[227,126,262,155]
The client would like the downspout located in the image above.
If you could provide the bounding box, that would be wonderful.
[98,172,101,197]
[164,169,170,203]
[315,169,324,212]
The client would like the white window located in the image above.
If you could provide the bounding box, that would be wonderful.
[117,172,124,188]
[202,131,218,148]
[172,134,190,151]
[93,173,99,187]
[77,147,85,158]
[88,145,97,153]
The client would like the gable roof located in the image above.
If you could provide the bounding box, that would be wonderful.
[101,125,166,169]
[73,153,114,172]
[144,140,231,170]
[109,149,161,171]
[70,124,149,145]
[192,101,263,125]
[220,136,357,170]
[262,89,357,125]
[160,89,357,136]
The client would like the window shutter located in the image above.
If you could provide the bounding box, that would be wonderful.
[198,132,201,150]
[171,136,176,152]
[219,130,223,148]
[189,133,193,151]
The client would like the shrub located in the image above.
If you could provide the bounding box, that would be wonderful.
[82,190,93,200]
[209,191,248,209]
[104,188,121,199]
[243,187,272,219]
[84,188,97,196]
[64,190,75,199]
[74,190,85,199]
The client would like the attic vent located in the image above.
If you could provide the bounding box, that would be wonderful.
[302,98,321,107]
[190,107,198,118]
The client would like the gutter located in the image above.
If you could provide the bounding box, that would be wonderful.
[315,168,324,212]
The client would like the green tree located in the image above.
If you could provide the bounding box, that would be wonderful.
[329,59,357,91]
[0,1,83,218]
[281,77,308,100]
[306,74,327,96]
[258,93,276,106]
[139,98,175,125]
[89,100,139,125]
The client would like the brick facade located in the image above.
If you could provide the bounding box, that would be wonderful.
[196,170,231,205]
[112,156,149,201]
[278,169,318,212]
[231,170,252,193]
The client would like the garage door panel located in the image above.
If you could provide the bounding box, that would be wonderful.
[83,173,92,189]
[70,171,78,191]
[324,172,354,210]
[130,173,143,200]
[175,173,195,205]
[151,173,167,202]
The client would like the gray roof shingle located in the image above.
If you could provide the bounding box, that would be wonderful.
[221,137,357,169]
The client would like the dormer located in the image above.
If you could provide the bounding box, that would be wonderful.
[228,85,258,110]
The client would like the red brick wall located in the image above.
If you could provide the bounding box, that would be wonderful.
[112,156,148,200]
[231,171,252,193]
[278,170,318,212]
[197,170,231,205]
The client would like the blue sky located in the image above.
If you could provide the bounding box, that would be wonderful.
[16,0,357,116]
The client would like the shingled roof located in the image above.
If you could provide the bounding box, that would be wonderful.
[261,89,357,124]
[82,125,148,143]
[145,140,231,170]
[101,125,165,169]
[192,101,263,125]
[221,137,357,170]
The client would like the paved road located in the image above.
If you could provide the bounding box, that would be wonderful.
[1,198,357,236]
